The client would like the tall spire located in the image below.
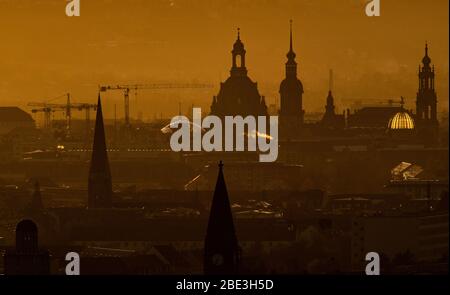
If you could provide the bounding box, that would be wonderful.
[289,19,293,52]
[287,20,296,61]
[88,93,113,208]
[285,20,297,78]
[329,69,333,93]
[204,161,240,275]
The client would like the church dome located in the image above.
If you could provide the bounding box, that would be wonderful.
[388,111,415,130]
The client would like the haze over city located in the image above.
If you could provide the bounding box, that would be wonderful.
[0,0,448,121]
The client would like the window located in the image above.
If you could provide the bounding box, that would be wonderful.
[236,55,242,67]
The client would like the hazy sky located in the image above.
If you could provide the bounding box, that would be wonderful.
[0,0,448,121]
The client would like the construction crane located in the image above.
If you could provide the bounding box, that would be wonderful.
[342,97,407,109]
[30,107,56,129]
[28,93,97,138]
[98,83,214,126]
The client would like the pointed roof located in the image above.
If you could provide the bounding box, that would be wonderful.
[286,20,296,62]
[89,94,111,175]
[205,161,237,242]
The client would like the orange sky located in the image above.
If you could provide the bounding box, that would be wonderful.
[0,0,448,121]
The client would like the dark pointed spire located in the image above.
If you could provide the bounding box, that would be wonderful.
[237,27,240,40]
[204,161,240,275]
[88,93,112,208]
[287,19,296,61]
[289,19,293,52]
[285,20,297,79]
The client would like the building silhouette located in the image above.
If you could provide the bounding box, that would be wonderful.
[88,94,113,208]
[4,219,50,275]
[204,161,240,274]
[416,43,439,143]
[210,29,268,117]
[321,69,345,129]
[279,20,304,141]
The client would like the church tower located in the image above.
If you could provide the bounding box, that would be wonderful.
[210,29,267,117]
[279,20,304,141]
[416,43,439,143]
[231,28,247,77]
[204,161,240,275]
[88,94,113,208]
[323,70,336,121]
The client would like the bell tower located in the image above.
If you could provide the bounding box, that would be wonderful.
[231,28,248,77]
[279,20,304,141]
[416,43,439,144]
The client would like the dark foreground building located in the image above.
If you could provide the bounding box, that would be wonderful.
[4,219,50,275]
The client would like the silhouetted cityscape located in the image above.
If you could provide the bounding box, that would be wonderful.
[0,1,448,276]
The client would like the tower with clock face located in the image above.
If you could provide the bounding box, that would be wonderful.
[204,161,240,275]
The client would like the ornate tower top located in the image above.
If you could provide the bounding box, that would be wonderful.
[422,43,431,67]
[285,20,298,78]
[231,28,247,77]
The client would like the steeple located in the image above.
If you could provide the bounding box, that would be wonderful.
[204,161,240,275]
[416,42,438,144]
[326,69,335,114]
[286,19,297,78]
[279,19,304,137]
[88,94,113,208]
[422,43,431,67]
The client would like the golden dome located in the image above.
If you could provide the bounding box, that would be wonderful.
[388,111,415,130]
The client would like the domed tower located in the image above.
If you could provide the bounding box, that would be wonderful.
[279,20,304,141]
[4,219,50,274]
[210,29,267,117]
[416,43,439,144]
